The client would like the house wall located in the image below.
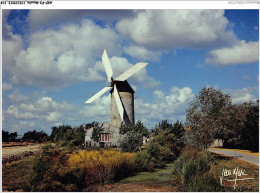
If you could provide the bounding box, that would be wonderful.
[85,123,121,147]
[210,139,223,147]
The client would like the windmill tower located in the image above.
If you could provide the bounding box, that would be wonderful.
[85,50,148,128]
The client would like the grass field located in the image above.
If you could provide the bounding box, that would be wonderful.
[119,163,174,183]
[2,157,34,192]
[2,151,259,192]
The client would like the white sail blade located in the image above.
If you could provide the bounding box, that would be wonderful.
[102,49,113,82]
[85,87,112,104]
[114,62,148,81]
[113,85,124,121]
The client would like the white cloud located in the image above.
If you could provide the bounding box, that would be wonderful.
[6,106,35,120]
[2,83,13,92]
[28,10,134,31]
[19,96,75,114]
[205,40,259,66]
[116,10,237,50]
[8,90,29,103]
[123,45,162,61]
[82,86,194,128]
[135,87,195,127]
[3,19,121,88]
[46,112,62,122]
[79,95,111,123]
[5,93,76,128]
[226,87,257,104]
[19,121,36,128]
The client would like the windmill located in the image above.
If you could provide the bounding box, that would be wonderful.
[85,50,148,128]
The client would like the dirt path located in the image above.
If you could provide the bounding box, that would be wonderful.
[2,144,42,165]
[209,148,259,166]
[92,181,178,192]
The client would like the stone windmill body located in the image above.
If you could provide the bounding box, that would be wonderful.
[85,50,148,128]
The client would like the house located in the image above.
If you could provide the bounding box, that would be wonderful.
[85,122,121,147]
[210,139,223,148]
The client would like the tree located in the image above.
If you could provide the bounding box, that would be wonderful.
[186,87,232,150]
[91,124,104,143]
[172,121,185,148]
[120,120,148,137]
[120,121,148,152]
[243,100,259,151]
[222,100,259,151]
[152,119,173,136]
[50,124,87,147]
[23,130,48,142]
[9,132,17,140]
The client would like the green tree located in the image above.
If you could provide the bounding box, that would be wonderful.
[91,124,104,143]
[222,100,259,151]
[23,130,48,142]
[120,121,148,152]
[50,124,86,147]
[152,119,173,136]
[243,100,259,151]
[186,87,232,150]
[2,131,10,142]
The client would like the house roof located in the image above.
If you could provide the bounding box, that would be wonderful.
[85,122,120,130]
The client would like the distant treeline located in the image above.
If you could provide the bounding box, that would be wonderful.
[2,131,18,142]
[2,122,98,144]
[2,130,48,142]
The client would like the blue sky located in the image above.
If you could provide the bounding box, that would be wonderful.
[2,9,259,135]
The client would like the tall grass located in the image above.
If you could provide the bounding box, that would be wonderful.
[68,149,135,184]
[24,145,87,191]
[172,145,222,191]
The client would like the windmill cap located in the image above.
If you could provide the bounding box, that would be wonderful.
[110,80,135,94]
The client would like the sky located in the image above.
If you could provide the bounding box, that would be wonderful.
[2,8,259,135]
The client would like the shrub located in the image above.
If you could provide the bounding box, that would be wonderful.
[24,145,87,191]
[133,149,151,171]
[172,146,217,191]
[178,152,212,185]
[181,159,197,185]
[187,173,223,192]
[172,145,199,176]
[68,149,135,184]
[146,142,166,168]
[120,121,148,152]
[120,130,143,152]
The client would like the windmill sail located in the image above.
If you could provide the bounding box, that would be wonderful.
[113,85,124,121]
[85,86,112,104]
[102,49,113,82]
[115,62,148,81]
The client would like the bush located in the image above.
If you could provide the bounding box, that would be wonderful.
[68,149,135,184]
[120,130,143,152]
[147,142,165,169]
[23,145,87,191]
[120,121,148,152]
[172,145,199,176]
[133,149,151,171]
[187,173,223,192]
[172,146,216,191]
